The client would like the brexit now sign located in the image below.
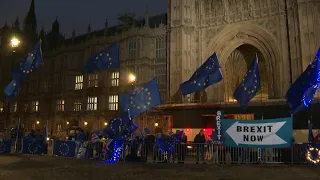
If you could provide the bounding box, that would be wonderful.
[221,117,293,148]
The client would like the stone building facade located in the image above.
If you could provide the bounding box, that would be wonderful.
[0,0,168,134]
[156,0,320,131]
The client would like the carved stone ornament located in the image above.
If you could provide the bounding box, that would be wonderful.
[236,32,247,39]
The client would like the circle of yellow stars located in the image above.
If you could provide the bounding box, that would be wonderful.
[58,142,70,156]
[94,52,113,68]
[28,143,39,154]
[129,88,152,111]
[241,69,259,95]
[21,53,35,74]
[109,117,123,136]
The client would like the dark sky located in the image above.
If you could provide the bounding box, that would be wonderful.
[0,0,167,37]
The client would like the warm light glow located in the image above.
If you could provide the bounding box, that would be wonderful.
[36,121,40,124]
[66,121,69,125]
[11,37,20,47]
[46,137,50,141]
[154,123,158,127]
[104,122,108,126]
[128,73,136,83]
[186,128,190,132]
[84,121,88,126]
[203,129,206,132]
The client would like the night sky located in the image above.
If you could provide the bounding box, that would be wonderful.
[0,0,167,37]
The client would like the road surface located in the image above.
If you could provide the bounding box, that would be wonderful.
[0,154,319,180]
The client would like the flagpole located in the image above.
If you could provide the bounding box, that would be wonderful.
[15,119,20,153]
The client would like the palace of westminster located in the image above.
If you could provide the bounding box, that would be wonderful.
[0,0,320,136]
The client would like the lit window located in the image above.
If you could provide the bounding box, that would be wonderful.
[108,95,118,111]
[75,75,83,90]
[31,100,39,112]
[88,73,99,87]
[87,97,98,111]
[56,100,65,111]
[11,102,17,112]
[156,37,166,58]
[111,72,119,86]
[73,100,82,111]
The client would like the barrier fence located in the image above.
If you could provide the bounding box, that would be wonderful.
[1,139,308,164]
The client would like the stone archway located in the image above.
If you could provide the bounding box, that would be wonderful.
[204,23,282,102]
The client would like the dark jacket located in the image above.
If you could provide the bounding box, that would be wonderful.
[194,133,206,144]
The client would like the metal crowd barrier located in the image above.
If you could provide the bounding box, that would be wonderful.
[4,140,308,164]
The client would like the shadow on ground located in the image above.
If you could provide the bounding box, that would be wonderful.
[0,154,319,180]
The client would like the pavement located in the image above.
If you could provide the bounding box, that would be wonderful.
[0,154,320,180]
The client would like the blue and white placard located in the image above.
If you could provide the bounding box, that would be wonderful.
[221,117,293,148]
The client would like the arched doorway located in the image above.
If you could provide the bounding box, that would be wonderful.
[204,23,283,102]
[224,44,269,102]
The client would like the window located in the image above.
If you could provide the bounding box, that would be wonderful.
[128,40,140,59]
[42,80,48,92]
[73,100,82,111]
[24,103,28,112]
[108,95,118,111]
[75,75,83,90]
[156,37,166,58]
[56,100,65,111]
[11,102,17,112]
[111,72,120,86]
[31,100,39,112]
[88,73,99,87]
[87,97,98,111]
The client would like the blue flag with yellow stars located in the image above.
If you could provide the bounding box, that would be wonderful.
[22,138,44,154]
[286,49,320,114]
[4,79,21,97]
[103,112,138,140]
[156,130,184,152]
[180,52,223,95]
[119,78,161,116]
[233,54,261,109]
[15,40,43,77]
[84,41,119,73]
[0,140,12,153]
[53,140,76,157]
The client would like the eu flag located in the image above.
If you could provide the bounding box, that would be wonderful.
[0,140,12,153]
[286,49,320,114]
[120,78,161,116]
[53,140,76,157]
[103,112,138,139]
[17,40,43,76]
[22,139,44,154]
[4,79,21,97]
[180,53,223,95]
[84,41,119,73]
[233,55,261,109]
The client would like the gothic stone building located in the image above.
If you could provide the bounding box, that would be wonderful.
[150,0,320,139]
[0,3,168,134]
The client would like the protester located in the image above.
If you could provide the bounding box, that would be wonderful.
[194,129,206,164]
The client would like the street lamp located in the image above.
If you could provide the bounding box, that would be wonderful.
[84,121,88,126]
[104,122,108,126]
[11,37,20,48]
[5,37,20,129]
[66,121,69,125]
[36,121,40,125]
[154,123,159,127]
[128,73,136,90]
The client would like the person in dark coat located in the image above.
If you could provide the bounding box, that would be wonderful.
[194,129,206,164]
[144,128,155,161]
[178,132,187,163]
